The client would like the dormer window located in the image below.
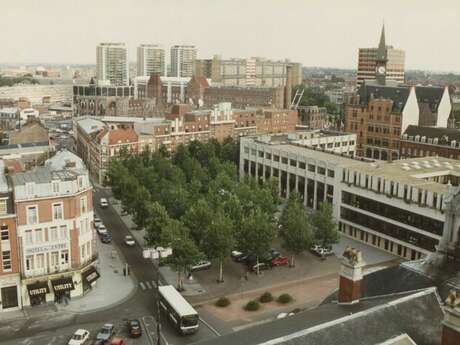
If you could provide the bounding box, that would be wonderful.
[52,181,59,193]
[26,183,34,196]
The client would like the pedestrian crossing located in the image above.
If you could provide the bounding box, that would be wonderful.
[139,280,158,290]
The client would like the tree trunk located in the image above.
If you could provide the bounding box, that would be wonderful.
[290,254,295,267]
[218,259,224,283]
[256,256,260,275]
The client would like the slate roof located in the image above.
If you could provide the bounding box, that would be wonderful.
[194,289,442,345]
[403,125,460,144]
[357,83,446,114]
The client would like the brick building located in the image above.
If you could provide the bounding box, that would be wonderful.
[400,125,460,159]
[297,106,328,129]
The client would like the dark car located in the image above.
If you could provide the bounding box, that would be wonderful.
[127,319,142,338]
[101,233,112,244]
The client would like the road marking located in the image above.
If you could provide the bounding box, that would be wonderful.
[140,282,146,290]
[200,317,221,336]
[145,281,152,289]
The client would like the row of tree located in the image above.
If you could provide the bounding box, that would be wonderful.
[108,138,338,287]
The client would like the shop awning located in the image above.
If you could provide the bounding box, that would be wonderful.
[27,281,50,297]
[51,277,75,293]
[82,266,100,284]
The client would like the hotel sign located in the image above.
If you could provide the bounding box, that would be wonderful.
[25,243,67,255]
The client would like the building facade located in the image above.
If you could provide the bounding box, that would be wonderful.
[96,43,129,86]
[194,56,302,87]
[400,125,460,160]
[239,132,460,261]
[297,106,328,129]
[170,45,197,78]
[137,44,166,77]
[0,108,18,131]
[357,26,405,86]
[345,83,451,160]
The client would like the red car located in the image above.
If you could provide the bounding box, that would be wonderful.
[271,256,289,266]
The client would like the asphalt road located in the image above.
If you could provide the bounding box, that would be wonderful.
[1,188,218,345]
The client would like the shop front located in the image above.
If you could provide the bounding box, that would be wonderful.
[0,274,21,312]
[81,266,100,292]
[51,277,75,304]
[27,281,50,306]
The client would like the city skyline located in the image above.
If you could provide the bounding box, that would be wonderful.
[2,0,460,72]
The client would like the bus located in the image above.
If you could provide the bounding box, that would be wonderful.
[158,285,199,335]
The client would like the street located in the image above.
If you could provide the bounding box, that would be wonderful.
[0,188,218,345]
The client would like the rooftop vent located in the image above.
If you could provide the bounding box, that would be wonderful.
[401,166,411,171]
[421,136,426,143]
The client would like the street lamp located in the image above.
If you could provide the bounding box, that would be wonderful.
[143,246,172,345]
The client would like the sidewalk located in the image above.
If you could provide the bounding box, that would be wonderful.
[55,238,136,314]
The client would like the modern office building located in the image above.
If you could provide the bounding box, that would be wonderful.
[194,55,302,87]
[239,131,460,261]
[137,44,166,77]
[357,26,405,86]
[96,43,129,86]
[170,45,197,78]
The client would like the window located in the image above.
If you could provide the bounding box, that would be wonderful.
[244,147,249,154]
[318,167,326,175]
[299,162,306,169]
[258,151,264,158]
[52,181,59,193]
[2,250,11,270]
[265,153,272,160]
[0,225,8,241]
[26,183,34,196]
[52,203,63,220]
[81,245,86,260]
[36,254,45,269]
[281,157,288,164]
[273,155,280,162]
[60,225,68,240]
[50,252,59,267]
[24,230,33,245]
[27,206,38,225]
[50,227,58,241]
[61,250,69,264]
[35,229,43,243]
[26,255,34,270]
[290,159,297,167]
[80,197,87,214]
[0,199,7,215]
[308,164,315,172]
[78,176,84,189]
[327,169,335,178]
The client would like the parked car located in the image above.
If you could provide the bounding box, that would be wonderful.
[235,252,252,263]
[97,224,108,236]
[124,235,135,246]
[191,260,212,271]
[101,233,112,244]
[94,217,102,229]
[231,250,244,261]
[127,319,142,338]
[96,324,115,343]
[251,262,270,272]
[100,198,109,208]
[271,255,289,267]
[310,244,322,253]
[68,329,90,345]
[110,337,127,345]
[317,248,334,257]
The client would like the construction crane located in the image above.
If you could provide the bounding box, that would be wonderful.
[290,87,304,110]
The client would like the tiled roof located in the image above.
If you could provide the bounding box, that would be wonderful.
[107,128,138,145]
[403,125,460,143]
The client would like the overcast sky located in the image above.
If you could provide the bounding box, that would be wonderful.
[2,0,459,71]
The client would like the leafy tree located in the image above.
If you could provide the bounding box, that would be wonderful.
[131,185,151,229]
[312,202,339,247]
[280,193,313,266]
[182,199,214,245]
[144,202,170,246]
[201,211,235,283]
[160,219,202,290]
[240,208,276,274]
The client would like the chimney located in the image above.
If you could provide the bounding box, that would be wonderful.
[284,65,293,109]
[338,246,365,304]
[442,290,460,345]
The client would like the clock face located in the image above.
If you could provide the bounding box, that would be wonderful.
[377,66,386,75]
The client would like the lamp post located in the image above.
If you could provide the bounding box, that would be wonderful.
[143,246,172,345]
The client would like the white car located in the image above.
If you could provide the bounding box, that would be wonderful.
[68,329,90,345]
[100,198,109,208]
[94,217,102,229]
[124,235,135,246]
[97,224,108,236]
[191,260,212,271]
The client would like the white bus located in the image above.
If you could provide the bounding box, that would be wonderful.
[158,285,199,334]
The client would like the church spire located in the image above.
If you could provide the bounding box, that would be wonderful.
[377,24,387,61]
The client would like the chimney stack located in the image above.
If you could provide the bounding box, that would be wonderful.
[338,246,365,304]
[442,290,460,345]
[284,65,293,109]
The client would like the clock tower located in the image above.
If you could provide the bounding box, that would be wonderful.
[375,24,387,85]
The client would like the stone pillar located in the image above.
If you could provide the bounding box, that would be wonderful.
[262,164,266,183]
[286,173,290,198]
[338,247,365,304]
[442,290,460,345]
[295,175,299,194]
[303,179,308,206]
[313,180,318,210]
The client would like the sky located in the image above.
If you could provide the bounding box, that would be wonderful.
[1,0,460,71]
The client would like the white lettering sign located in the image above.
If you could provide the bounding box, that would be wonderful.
[25,243,67,255]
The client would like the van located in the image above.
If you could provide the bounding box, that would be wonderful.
[100,198,109,208]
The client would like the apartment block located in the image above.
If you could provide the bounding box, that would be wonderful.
[137,44,166,77]
[96,43,129,86]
